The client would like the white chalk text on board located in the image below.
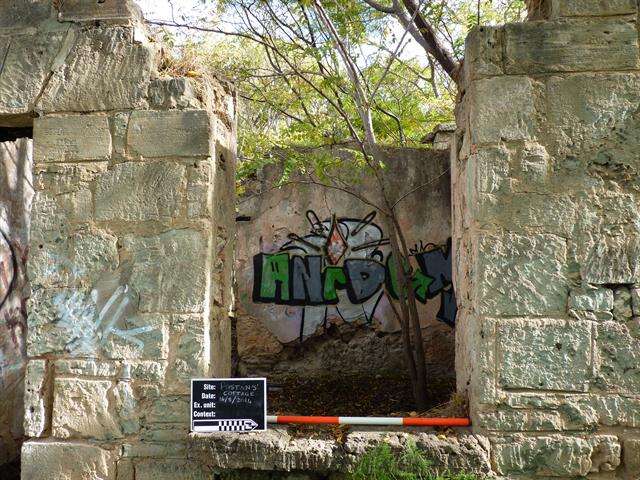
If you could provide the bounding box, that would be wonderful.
[191,378,267,433]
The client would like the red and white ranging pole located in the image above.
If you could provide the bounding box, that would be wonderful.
[267,415,470,427]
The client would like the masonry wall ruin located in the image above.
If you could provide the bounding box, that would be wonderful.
[454,0,640,476]
[2,0,640,478]
[236,146,455,388]
[0,1,236,477]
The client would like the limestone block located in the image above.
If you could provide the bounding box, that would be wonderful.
[492,435,592,476]
[613,286,633,321]
[34,115,112,162]
[23,360,48,438]
[28,280,139,357]
[596,321,640,392]
[149,78,202,110]
[188,428,493,474]
[141,424,189,443]
[117,459,134,480]
[187,160,213,219]
[165,315,206,394]
[96,161,187,222]
[21,441,116,480]
[473,146,511,194]
[102,314,169,360]
[518,142,550,188]
[475,409,564,432]
[633,287,640,316]
[475,232,568,316]
[126,110,211,158]
[497,319,591,392]
[135,460,210,480]
[71,231,120,284]
[0,1,53,35]
[34,162,108,195]
[27,288,86,356]
[110,112,130,159]
[507,394,640,428]
[114,380,140,434]
[624,439,640,476]
[52,378,123,439]
[581,234,640,284]
[58,0,142,24]
[463,26,503,81]
[147,396,190,424]
[38,27,155,112]
[29,190,70,251]
[546,73,640,162]
[569,288,613,312]
[0,38,8,74]
[504,18,639,74]
[481,193,576,236]
[594,395,640,428]
[55,359,118,377]
[0,32,65,114]
[469,76,536,144]
[129,361,167,382]
[29,228,118,288]
[122,441,187,459]
[124,229,208,313]
[558,0,636,17]
[588,435,621,473]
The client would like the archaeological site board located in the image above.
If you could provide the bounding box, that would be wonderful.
[191,378,267,432]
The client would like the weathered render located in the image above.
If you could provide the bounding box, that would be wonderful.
[0,0,236,477]
[454,0,640,477]
[236,147,455,382]
[0,138,33,468]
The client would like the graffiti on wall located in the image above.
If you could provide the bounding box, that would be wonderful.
[253,210,456,341]
[49,261,156,356]
[0,229,28,388]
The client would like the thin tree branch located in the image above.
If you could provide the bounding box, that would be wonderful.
[392,167,450,209]
[362,0,397,15]
[400,0,460,81]
[375,104,405,145]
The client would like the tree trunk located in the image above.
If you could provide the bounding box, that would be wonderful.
[384,209,430,411]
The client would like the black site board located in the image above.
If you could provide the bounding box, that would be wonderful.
[191,378,267,433]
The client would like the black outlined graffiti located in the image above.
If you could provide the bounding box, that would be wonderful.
[0,230,17,314]
[253,210,457,341]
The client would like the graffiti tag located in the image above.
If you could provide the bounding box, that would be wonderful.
[252,210,456,341]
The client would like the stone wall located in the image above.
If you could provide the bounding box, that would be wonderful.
[0,138,33,468]
[454,0,640,477]
[236,147,455,386]
[0,1,236,477]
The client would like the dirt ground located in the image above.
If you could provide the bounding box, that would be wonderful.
[268,372,457,417]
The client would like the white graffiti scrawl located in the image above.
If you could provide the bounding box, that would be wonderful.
[54,284,154,356]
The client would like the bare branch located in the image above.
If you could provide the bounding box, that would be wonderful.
[392,167,450,209]
[144,19,271,48]
[362,0,397,15]
[400,0,460,81]
[375,104,405,145]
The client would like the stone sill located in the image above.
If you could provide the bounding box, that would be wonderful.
[188,426,492,475]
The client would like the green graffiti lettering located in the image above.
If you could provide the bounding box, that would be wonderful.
[385,253,433,303]
[258,253,290,301]
[323,266,346,303]
[412,271,433,304]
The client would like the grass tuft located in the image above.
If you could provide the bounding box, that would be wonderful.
[350,441,483,480]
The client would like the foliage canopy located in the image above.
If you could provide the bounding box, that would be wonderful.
[155,0,525,181]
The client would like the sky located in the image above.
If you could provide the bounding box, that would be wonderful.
[134,0,428,60]
[135,0,202,22]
